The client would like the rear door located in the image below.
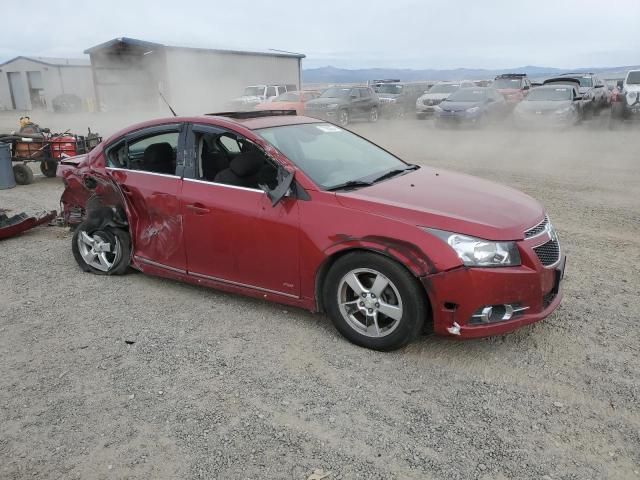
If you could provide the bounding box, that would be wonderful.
[105,124,188,272]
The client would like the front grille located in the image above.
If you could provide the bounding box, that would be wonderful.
[525,216,549,238]
[533,239,560,266]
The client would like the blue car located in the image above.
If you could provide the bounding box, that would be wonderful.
[434,87,510,127]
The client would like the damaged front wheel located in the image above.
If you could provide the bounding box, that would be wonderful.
[72,221,131,275]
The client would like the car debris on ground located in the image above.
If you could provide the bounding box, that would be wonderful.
[0,209,57,240]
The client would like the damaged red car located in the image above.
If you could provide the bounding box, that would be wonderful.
[60,111,565,351]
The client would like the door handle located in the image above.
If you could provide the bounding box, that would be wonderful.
[186,203,210,215]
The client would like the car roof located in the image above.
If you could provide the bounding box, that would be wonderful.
[103,114,324,144]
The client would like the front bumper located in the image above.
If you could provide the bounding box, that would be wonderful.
[423,249,566,338]
[436,111,482,125]
[514,111,578,127]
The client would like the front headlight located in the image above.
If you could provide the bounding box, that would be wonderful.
[423,228,521,267]
[466,106,480,113]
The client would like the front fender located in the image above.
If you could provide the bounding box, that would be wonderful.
[323,234,436,277]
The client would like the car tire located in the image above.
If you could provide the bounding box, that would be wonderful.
[323,252,427,351]
[337,109,349,126]
[369,107,379,123]
[40,160,58,178]
[72,221,131,275]
[13,164,34,185]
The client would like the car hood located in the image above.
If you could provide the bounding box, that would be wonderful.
[419,93,451,101]
[439,101,484,112]
[306,98,347,107]
[335,167,544,241]
[517,100,573,112]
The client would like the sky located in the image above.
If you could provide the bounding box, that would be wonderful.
[0,0,639,70]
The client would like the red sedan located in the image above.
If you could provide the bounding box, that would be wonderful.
[60,111,565,351]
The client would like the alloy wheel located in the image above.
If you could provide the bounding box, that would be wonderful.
[337,268,403,338]
[77,231,121,272]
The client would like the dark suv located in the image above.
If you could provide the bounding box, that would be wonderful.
[373,81,431,118]
[304,86,380,126]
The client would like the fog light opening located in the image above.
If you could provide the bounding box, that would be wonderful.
[471,304,529,324]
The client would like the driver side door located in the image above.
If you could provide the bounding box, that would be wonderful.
[180,124,301,299]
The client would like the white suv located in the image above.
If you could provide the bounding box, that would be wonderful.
[228,84,296,110]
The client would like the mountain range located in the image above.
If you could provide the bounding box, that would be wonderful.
[302,65,639,84]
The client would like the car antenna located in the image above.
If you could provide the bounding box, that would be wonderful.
[159,91,177,117]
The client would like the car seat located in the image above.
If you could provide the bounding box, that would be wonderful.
[214,151,264,188]
[142,143,175,174]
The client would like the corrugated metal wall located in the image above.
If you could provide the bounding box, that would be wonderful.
[0,58,94,112]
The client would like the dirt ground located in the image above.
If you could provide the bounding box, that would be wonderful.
[1,112,639,480]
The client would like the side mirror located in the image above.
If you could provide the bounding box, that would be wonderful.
[574,95,583,101]
[617,80,624,89]
[594,84,604,88]
[523,85,530,90]
[260,168,295,207]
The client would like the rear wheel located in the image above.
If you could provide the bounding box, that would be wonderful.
[40,160,57,177]
[13,164,34,185]
[323,252,427,351]
[72,221,131,275]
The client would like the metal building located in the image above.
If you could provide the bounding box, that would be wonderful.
[0,56,95,112]
[84,37,305,114]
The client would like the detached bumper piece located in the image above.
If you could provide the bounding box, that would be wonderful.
[0,210,57,240]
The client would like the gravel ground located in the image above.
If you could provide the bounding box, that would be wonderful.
[1,113,639,480]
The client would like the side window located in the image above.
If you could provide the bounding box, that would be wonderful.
[108,131,179,175]
[286,84,296,92]
[360,88,370,98]
[195,129,279,190]
[349,89,360,98]
[266,86,277,97]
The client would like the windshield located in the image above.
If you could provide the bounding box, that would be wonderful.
[272,92,300,102]
[257,123,407,190]
[526,87,572,101]
[320,87,352,98]
[493,78,522,89]
[429,84,459,94]
[376,84,403,94]
[446,89,488,102]
[243,86,264,96]
[627,71,640,85]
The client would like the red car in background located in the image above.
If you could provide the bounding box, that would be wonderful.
[60,111,564,351]
[493,74,532,104]
[254,91,320,115]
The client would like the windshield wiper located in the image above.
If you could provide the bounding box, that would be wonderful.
[371,165,419,183]
[325,180,373,192]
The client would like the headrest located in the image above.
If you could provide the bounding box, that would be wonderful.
[143,142,173,164]
[230,151,264,177]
